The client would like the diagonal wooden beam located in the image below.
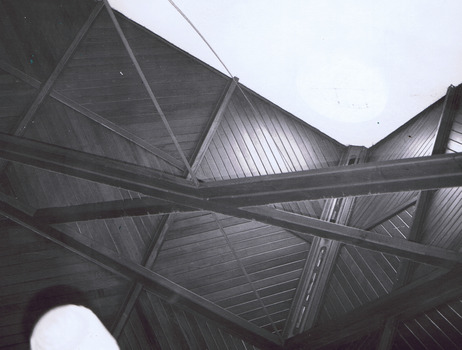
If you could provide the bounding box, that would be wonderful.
[32,193,417,226]
[285,267,462,350]
[2,132,462,205]
[199,152,462,206]
[0,60,185,170]
[1,133,462,267]
[0,197,283,350]
[245,206,462,269]
[34,197,195,223]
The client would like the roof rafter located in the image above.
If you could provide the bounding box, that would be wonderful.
[1,133,462,267]
[199,153,462,206]
[0,197,283,350]
[2,132,462,204]
[34,197,194,223]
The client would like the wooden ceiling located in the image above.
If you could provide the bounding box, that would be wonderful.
[1,1,462,349]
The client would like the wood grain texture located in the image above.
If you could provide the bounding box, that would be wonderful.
[392,297,462,350]
[52,214,165,265]
[0,198,282,350]
[0,0,96,81]
[0,222,131,350]
[117,290,270,350]
[152,212,310,334]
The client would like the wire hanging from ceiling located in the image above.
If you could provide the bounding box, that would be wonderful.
[166,0,298,174]
[166,0,233,78]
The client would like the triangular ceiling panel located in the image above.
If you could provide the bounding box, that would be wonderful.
[270,200,325,220]
[152,211,311,335]
[196,87,345,182]
[23,97,181,175]
[316,244,399,326]
[368,97,444,162]
[349,192,418,230]
[369,202,416,240]
[0,221,131,349]
[52,214,165,265]
[0,0,96,81]
[53,9,229,167]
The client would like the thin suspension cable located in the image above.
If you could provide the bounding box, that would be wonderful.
[166,0,234,78]
[167,0,297,174]
[104,0,199,186]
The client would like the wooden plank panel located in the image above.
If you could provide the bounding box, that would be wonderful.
[216,215,310,333]
[0,223,130,350]
[52,215,167,266]
[394,298,462,349]
[6,163,132,209]
[370,97,444,161]
[421,187,462,250]
[195,82,345,182]
[349,192,418,230]
[138,290,272,350]
[0,0,96,81]
[0,70,37,133]
[25,97,174,171]
[286,267,462,349]
[317,242,400,324]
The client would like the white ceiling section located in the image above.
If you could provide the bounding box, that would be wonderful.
[108,0,462,147]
